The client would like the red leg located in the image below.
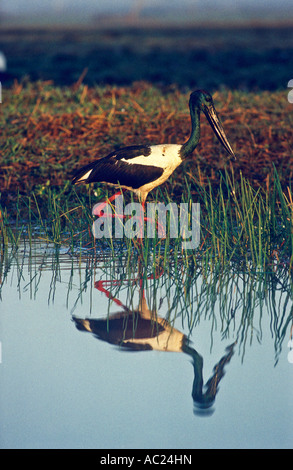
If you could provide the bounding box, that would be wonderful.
[95,280,124,307]
[92,191,166,240]
[141,202,166,239]
[95,268,163,306]
[136,201,165,239]
[92,189,126,218]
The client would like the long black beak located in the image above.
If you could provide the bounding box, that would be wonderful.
[204,105,236,160]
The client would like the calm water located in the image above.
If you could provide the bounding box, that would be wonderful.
[0,241,292,449]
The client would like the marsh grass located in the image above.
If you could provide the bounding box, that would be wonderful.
[190,165,293,270]
[1,81,292,203]
[1,233,291,364]
[0,82,292,274]
[0,164,292,275]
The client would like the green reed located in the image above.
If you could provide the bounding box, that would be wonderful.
[0,167,292,272]
[185,166,292,270]
[2,234,291,363]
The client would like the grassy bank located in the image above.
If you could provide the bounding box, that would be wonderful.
[1,81,292,201]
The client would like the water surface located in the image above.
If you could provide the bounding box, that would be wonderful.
[0,241,292,449]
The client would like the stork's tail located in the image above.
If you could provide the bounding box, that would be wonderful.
[72,161,97,185]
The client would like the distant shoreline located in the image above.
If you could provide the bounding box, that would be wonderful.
[1,19,293,31]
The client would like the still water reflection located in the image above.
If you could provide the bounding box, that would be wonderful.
[0,241,292,448]
[73,280,236,415]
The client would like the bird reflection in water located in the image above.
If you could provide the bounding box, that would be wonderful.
[72,275,236,416]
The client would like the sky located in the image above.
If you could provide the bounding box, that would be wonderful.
[1,0,293,24]
[2,0,293,14]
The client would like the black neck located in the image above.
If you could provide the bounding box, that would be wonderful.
[180,105,201,159]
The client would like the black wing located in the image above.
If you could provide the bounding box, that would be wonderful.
[72,145,164,189]
[73,315,164,350]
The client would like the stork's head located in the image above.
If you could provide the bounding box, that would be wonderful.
[190,90,236,159]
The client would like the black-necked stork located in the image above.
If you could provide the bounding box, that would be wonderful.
[72,90,235,208]
[73,276,236,412]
